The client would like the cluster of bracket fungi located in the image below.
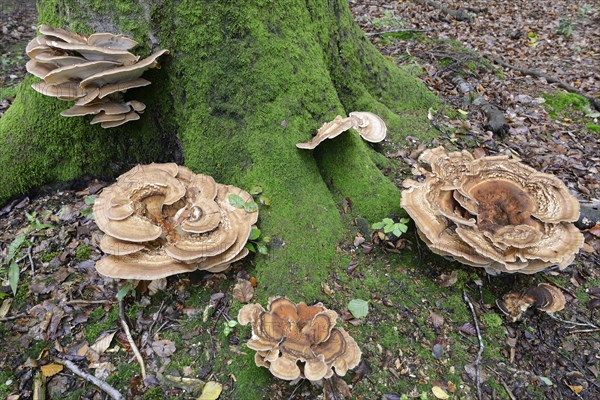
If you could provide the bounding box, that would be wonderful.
[26,25,167,128]
[497,283,566,322]
[93,163,257,280]
[238,297,361,381]
[402,147,584,274]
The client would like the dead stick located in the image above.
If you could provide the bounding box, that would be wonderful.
[487,55,600,111]
[366,28,430,36]
[546,313,599,329]
[464,291,484,400]
[66,299,114,306]
[55,359,123,400]
[27,247,35,277]
[0,312,32,322]
[119,300,147,380]
[570,328,600,334]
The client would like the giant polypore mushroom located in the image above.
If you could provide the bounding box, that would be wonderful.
[497,283,566,321]
[25,24,168,128]
[296,112,387,149]
[401,147,584,274]
[93,163,258,280]
[237,297,361,381]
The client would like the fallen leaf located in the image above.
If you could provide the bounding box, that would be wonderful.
[198,381,223,400]
[90,331,116,355]
[40,363,63,378]
[149,278,167,295]
[432,386,449,399]
[458,323,477,336]
[348,299,369,319]
[439,271,458,287]
[232,280,254,303]
[152,339,177,357]
[567,384,583,394]
[0,298,12,318]
[429,311,445,328]
[321,282,333,296]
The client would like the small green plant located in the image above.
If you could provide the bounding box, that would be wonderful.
[75,244,91,261]
[372,10,405,29]
[372,217,409,238]
[2,212,53,295]
[81,195,96,219]
[116,280,135,301]
[223,320,238,336]
[579,3,595,16]
[245,227,269,255]
[557,17,574,38]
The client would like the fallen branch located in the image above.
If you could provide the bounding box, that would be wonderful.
[119,300,147,380]
[366,28,430,37]
[546,313,599,329]
[0,312,32,322]
[464,291,484,400]
[487,55,600,111]
[66,299,114,306]
[27,246,35,276]
[55,358,123,400]
[412,0,473,21]
[570,328,600,334]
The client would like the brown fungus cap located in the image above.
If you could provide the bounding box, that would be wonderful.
[497,283,566,321]
[25,25,168,128]
[237,297,361,381]
[401,147,584,275]
[296,112,387,149]
[93,164,257,280]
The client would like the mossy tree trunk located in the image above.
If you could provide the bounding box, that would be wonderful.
[0,0,437,299]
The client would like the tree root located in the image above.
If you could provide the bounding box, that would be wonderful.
[487,55,600,111]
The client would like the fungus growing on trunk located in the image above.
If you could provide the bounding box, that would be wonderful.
[25,25,167,128]
[401,147,583,274]
[497,283,566,321]
[237,297,361,381]
[296,112,386,149]
[93,163,257,280]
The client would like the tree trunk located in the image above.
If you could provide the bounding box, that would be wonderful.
[0,0,437,299]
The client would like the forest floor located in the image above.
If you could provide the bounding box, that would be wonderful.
[1,1,599,400]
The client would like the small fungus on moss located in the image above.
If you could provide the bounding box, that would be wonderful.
[296,111,387,149]
[25,24,168,128]
[238,297,361,381]
[93,163,257,280]
[401,147,583,274]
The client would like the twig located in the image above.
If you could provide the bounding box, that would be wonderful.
[570,328,600,334]
[287,379,304,400]
[366,28,430,36]
[464,291,484,400]
[0,312,32,322]
[500,379,517,400]
[27,247,35,277]
[55,358,123,400]
[119,300,147,380]
[66,299,114,306]
[546,313,599,329]
[487,55,600,111]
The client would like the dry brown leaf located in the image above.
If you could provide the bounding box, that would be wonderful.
[567,384,583,394]
[429,311,445,328]
[432,386,449,399]
[439,271,458,287]
[0,298,13,318]
[232,280,254,304]
[152,339,176,357]
[40,363,63,378]
[321,281,333,296]
[149,278,167,295]
[198,381,223,400]
[90,331,116,355]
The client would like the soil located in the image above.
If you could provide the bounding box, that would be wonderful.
[1,1,599,400]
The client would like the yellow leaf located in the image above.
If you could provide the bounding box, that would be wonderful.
[198,381,222,400]
[432,386,450,399]
[567,384,583,394]
[40,363,64,378]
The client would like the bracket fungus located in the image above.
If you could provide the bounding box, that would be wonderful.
[296,112,386,149]
[401,147,584,274]
[237,297,361,381]
[497,283,566,321]
[93,163,257,280]
[26,24,168,128]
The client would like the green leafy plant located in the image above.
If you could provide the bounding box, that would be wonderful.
[557,17,574,38]
[245,227,269,255]
[2,212,53,295]
[81,195,96,219]
[116,280,135,301]
[223,320,238,336]
[372,217,409,238]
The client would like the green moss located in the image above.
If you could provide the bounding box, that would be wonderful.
[75,244,91,261]
[85,306,119,342]
[542,92,590,119]
[0,368,15,398]
[40,251,60,262]
[481,312,503,329]
[586,123,600,133]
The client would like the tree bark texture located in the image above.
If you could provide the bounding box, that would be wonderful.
[0,0,437,299]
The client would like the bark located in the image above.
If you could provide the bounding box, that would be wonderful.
[0,0,437,300]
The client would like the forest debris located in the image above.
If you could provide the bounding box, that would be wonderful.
[55,358,124,400]
[402,147,584,274]
[94,164,257,279]
[232,279,254,303]
[237,297,361,381]
[119,300,146,379]
[497,283,566,321]
[412,0,473,21]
